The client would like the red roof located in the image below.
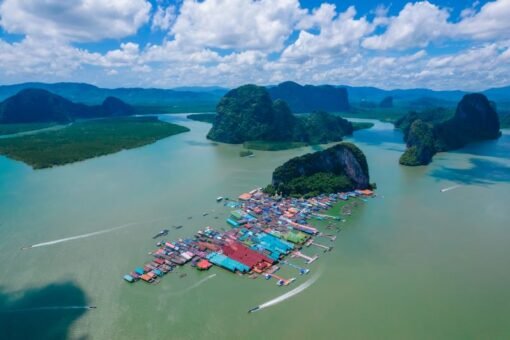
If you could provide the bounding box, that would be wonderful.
[197,259,212,270]
[222,241,273,268]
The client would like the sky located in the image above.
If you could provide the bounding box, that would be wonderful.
[0,0,509,91]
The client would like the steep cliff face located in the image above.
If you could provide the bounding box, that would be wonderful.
[399,120,436,166]
[207,85,297,143]
[398,93,501,166]
[268,143,370,197]
[435,93,500,151]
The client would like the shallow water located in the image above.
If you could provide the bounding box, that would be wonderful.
[0,115,509,339]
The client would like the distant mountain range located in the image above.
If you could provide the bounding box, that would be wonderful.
[341,85,510,107]
[0,89,134,124]
[0,82,225,107]
[267,81,349,113]
[0,81,508,112]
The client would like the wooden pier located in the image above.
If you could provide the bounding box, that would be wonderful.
[291,251,318,264]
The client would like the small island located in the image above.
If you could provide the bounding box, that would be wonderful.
[207,84,355,149]
[265,142,371,197]
[397,93,501,166]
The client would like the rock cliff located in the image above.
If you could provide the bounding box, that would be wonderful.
[267,143,370,197]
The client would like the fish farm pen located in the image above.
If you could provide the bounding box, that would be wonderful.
[123,188,375,286]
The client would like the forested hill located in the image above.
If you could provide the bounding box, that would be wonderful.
[0,89,134,124]
[268,81,349,113]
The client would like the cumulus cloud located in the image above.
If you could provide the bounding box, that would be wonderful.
[455,0,510,40]
[362,1,452,50]
[363,0,510,50]
[0,0,152,41]
[0,0,509,91]
[282,5,373,62]
[169,0,305,52]
[151,5,177,31]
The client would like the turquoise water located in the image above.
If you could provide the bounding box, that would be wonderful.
[0,115,509,339]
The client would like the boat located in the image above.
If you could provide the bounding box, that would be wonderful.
[174,225,183,230]
[248,306,260,313]
[216,196,223,202]
[152,229,169,239]
[123,274,135,283]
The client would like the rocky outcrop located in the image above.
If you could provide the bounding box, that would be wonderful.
[398,93,501,166]
[435,93,500,151]
[207,84,296,143]
[268,143,370,197]
[399,120,436,166]
[207,84,353,145]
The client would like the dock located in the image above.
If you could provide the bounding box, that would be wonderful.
[291,251,318,264]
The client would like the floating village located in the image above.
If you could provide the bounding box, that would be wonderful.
[123,188,374,289]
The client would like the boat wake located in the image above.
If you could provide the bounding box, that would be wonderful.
[249,271,321,313]
[440,185,462,193]
[169,274,217,295]
[22,217,171,250]
[2,306,96,313]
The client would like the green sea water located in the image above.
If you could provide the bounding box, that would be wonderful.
[0,115,509,339]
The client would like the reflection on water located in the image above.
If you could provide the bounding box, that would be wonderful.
[0,282,89,340]
[431,157,510,185]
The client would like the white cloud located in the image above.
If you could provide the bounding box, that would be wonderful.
[0,0,152,42]
[362,1,452,50]
[169,0,305,52]
[282,6,373,62]
[0,1,509,91]
[455,0,510,40]
[151,5,176,31]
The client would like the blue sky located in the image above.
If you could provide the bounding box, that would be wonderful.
[0,0,509,90]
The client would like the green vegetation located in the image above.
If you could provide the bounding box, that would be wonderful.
[0,122,58,136]
[396,94,501,166]
[239,150,254,157]
[207,85,353,146]
[187,113,216,123]
[500,112,510,129]
[399,120,436,166]
[0,82,224,108]
[0,117,189,169]
[266,143,370,197]
[243,140,307,151]
[267,81,349,113]
[0,89,134,124]
[352,122,374,130]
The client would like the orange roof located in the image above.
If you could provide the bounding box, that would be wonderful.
[140,274,152,281]
[238,193,252,200]
[197,259,212,269]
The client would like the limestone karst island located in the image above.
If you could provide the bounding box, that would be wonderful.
[0,1,509,339]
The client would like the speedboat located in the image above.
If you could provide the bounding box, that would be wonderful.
[152,229,169,239]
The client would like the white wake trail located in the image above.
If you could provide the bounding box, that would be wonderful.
[253,272,321,312]
[440,185,462,193]
[169,274,217,296]
[3,306,96,313]
[22,217,171,249]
